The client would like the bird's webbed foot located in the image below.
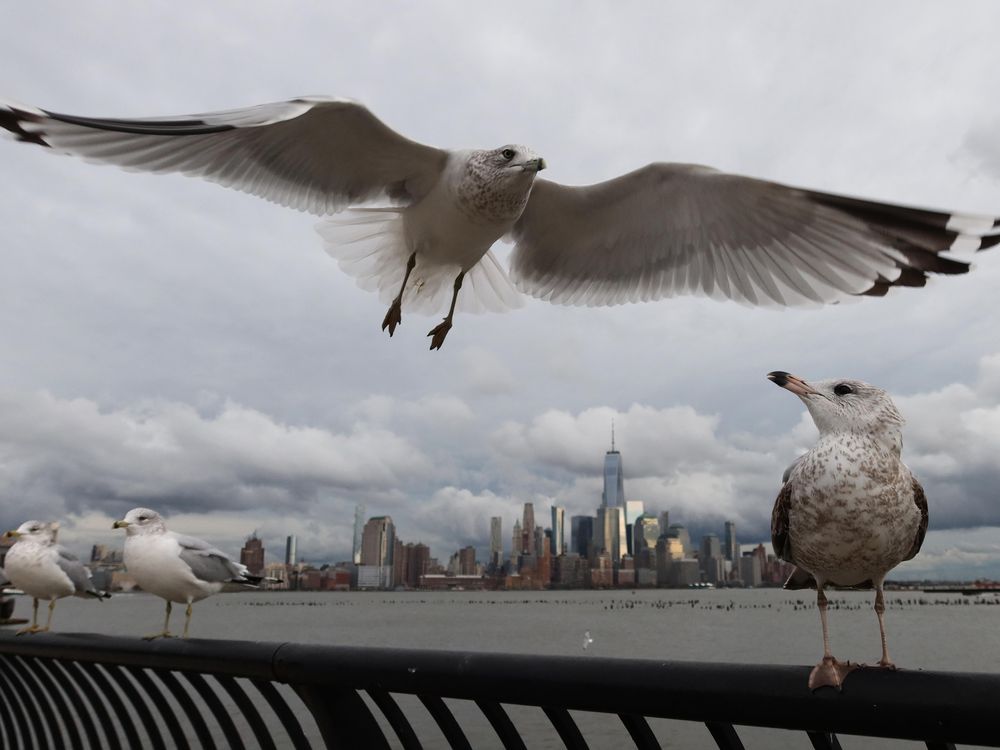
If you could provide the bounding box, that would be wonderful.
[142,631,175,641]
[874,658,897,670]
[14,625,48,636]
[427,318,453,350]
[382,299,403,336]
[808,656,861,691]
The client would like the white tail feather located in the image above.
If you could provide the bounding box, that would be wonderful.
[317,209,522,316]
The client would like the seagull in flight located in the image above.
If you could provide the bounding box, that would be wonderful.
[113,507,265,639]
[1,520,109,635]
[768,371,928,690]
[2,97,998,349]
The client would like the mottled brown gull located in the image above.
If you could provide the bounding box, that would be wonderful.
[2,97,998,349]
[1,520,109,635]
[768,371,928,690]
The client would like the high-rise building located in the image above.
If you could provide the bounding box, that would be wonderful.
[352,504,366,565]
[602,424,626,508]
[522,503,536,556]
[594,505,625,564]
[512,519,522,558]
[666,524,692,557]
[240,533,265,576]
[624,500,644,555]
[284,535,297,566]
[489,516,503,568]
[550,506,565,556]
[632,515,660,568]
[458,545,477,575]
[723,520,738,562]
[570,515,594,557]
[700,533,725,584]
[360,516,395,588]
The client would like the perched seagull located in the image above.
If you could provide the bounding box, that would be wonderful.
[1,520,109,635]
[767,371,927,691]
[2,97,998,349]
[113,507,263,639]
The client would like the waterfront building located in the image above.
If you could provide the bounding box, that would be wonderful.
[552,553,588,588]
[594,505,625,564]
[666,524,692,557]
[458,545,477,576]
[512,519,522,558]
[285,535,297,567]
[239,533,265,576]
[522,503,536,556]
[490,516,503,569]
[739,552,763,587]
[570,515,593,557]
[632,515,660,566]
[700,534,725,584]
[264,561,289,590]
[590,550,614,588]
[400,542,430,588]
[550,506,565,556]
[724,521,738,562]
[352,504,365,565]
[360,516,395,589]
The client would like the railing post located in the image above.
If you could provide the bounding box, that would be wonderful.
[294,684,392,750]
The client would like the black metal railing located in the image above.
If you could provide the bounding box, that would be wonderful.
[1,632,998,749]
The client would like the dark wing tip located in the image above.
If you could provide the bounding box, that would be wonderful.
[979,233,1000,251]
[0,104,50,147]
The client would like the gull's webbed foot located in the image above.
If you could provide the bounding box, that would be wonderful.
[14,625,48,636]
[808,656,861,691]
[427,319,453,350]
[382,299,402,336]
[874,658,897,670]
[142,631,175,641]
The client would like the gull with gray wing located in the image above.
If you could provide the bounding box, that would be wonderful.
[113,507,265,639]
[1,520,109,635]
[768,371,927,690]
[2,96,998,348]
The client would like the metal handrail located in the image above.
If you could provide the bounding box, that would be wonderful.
[1,631,997,748]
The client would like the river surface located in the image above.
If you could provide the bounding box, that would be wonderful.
[5,587,998,748]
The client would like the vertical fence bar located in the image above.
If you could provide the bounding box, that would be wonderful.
[5,654,61,749]
[367,688,424,750]
[80,662,145,750]
[295,684,392,750]
[102,664,170,750]
[250,679,313,750]
[215,674,278,750]
[418,694,473,750]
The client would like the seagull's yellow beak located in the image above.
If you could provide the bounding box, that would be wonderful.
[768,371,820,398]
[2,530,20,540]
[112,520,129,529]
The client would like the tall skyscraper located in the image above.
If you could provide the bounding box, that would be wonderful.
[570,515,593,557]
[624,499,644,555]
[522,503,536,556]
[490,516,503,568]
[352,504,366,565]
[240,533,265,576]
[360,516,395,588]
[594,505,625,564]
[550,506,565,556]
[724,520,738,562]
[284,535,297,566]
[512,518,522,558]
[632,515,660,560]
[602,423,625,508]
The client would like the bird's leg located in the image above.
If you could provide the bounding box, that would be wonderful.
[874,585,895,668]
[143,600,174,640]
[15,598,42,635]
[427,271,465,350]
[41,599,56,632]
[382,252,416,337]
[182,603,193,639]
[808,586,859,691]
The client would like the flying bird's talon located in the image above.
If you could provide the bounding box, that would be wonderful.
[427,319,452,350]
[808,656,860,691]
[382,301,402,336]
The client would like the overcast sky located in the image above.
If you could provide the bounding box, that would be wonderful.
[2,2,1000,579]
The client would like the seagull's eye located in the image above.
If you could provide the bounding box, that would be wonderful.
[501,148,515,160]
[834,384,854,396]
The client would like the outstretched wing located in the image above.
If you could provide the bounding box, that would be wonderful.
[174,533,250,584]
[1,97,448,215]
[510,163,999,307]
[906,477,929,561]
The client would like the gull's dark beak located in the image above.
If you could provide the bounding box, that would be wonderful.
[521,157,546,173]
[768,371,820,398]
[112,520,129,529]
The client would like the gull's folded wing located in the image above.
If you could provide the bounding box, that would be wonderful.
[510,163,1000,307]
